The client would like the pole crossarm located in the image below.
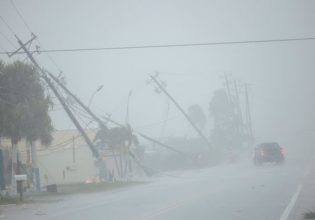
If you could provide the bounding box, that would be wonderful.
[8,34,36,57]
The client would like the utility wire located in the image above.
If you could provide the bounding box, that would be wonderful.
[1,36,315,55]
[10,0,32,33]
[72,108,93,126]
[1,5,64,115]
[9,1,63,73]
[45,51,63,73]
[47,134,82,149]
[0,43,7,54]
[0,30,16,49]
[134,115,179,129]
[69,104,96,123]
[0,15,16,35]
[69,103,95,121]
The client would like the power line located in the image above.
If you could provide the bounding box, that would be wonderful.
[6,0,62,74]
[134,115,178,130]
[0,15,16,35]
[8,0,63,73]
[48,134,82,149]
[10,0,32,33]
[1,36,315,55]
[0,43,7,54]
[69,102,95,121]
[43,49,63,72]
[0,30,16,49]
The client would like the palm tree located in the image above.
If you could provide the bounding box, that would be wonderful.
[0,61,53,192]
[94,124,137,179]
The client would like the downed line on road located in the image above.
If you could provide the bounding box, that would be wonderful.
[279,183,303,220]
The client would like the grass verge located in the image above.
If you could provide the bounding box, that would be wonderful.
[0,181,145,205]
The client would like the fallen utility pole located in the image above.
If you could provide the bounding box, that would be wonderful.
[10,34,100,158]
[149,74,212,150]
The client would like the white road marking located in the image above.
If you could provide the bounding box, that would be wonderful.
[279,183,303,220]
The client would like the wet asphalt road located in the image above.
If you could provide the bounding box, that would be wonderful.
[3,153,311,220]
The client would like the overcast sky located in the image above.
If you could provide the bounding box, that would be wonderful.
[1,0,314,148]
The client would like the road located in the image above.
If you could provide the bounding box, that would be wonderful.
[3,152,312,220]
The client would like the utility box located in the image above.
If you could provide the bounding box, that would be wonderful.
[15,174,27,201]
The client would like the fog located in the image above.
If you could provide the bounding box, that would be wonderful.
[0,1,315,219]
[1,0,314,146]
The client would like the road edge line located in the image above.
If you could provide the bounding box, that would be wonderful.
[279,183,303,220]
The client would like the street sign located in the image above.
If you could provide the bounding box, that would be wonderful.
[15,174,27,181]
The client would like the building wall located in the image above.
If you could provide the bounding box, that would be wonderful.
[0,129,144,187]
[37,143,98,185]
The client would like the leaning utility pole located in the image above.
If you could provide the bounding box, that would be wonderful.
[9,34,100,159]
[148,74,212,150]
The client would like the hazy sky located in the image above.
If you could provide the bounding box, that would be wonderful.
[1,0,314,148]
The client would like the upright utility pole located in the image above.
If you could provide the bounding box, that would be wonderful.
[10,34,100,159]
[244,83,253,140]
[148,74,212,150]
[126,90,132,124]
[233,79,244,135]
[223,73,233,104]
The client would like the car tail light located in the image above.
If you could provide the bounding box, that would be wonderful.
[280,147,284,155]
